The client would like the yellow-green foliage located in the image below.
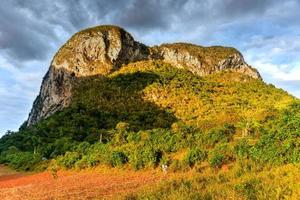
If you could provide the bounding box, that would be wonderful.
[0,59,299,200]
[113,60,295,130]
[132,164,300,200]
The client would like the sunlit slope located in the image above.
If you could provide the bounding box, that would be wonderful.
[72,60,294,131]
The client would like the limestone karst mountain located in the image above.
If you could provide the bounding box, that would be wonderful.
[27,25,261,126]
[1,25,299,200]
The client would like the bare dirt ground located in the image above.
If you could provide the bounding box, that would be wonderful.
[0,165,165,200]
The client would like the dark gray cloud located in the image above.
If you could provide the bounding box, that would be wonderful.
[221,0,276,17]
[116,0,187,29]
[0,1,54,61]
[0,0,297,64]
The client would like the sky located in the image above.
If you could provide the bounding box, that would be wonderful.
[0,0,300,136]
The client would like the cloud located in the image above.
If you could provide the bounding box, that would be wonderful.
[0,2,52,61]
[252,61,300,81]
[1,0,293,64]
[116,0,187,30]
[0,56,47,134]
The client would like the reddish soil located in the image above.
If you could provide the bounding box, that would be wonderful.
[0,166,165,200]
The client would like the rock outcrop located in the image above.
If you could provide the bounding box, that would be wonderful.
[27,25,261,126]
[53,26,149,77]
[151,43,261,79]
[27,26,149,126]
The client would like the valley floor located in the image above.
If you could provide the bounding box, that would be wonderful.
[1,164,299,199]
[0,166,165,200]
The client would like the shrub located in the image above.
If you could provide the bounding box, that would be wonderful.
[209,144,234,168]
[111,122,130,145]
[88,143,111,165]
[75,142,91,154]
[205,124,236,147]
[235,179,261,200]
[57,151,81,169]
[75,156,89,169]
[185,148,207,167]
[129,147,162,170]
[5,151,42,171]
[169,159,182,172]
[209,153,224,168]
[110,151,128,167]
[169,159,190,172]
[85,154,101,167]
[46,138,78,158]
[234,139,251,159]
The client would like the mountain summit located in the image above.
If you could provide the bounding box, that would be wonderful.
[27,25,261,126]
[1,26,299,200]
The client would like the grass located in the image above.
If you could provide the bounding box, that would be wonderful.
[0,165,18,177]
[129,164,300,200]
[0,58,299,199]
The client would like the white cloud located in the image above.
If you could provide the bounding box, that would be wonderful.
[0,56,49,134]
[275,66,300,81]
[253,61,300,81]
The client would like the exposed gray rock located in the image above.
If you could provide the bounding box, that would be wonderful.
[154,46,204,74]
[152,43,261,79]
[27,26,149,126]
[216,54,261,79]
[52,25,149,76]
[26,25,262,126]
[27,66,74,125]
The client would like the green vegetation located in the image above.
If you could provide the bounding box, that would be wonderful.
[0,60,299,198]
[130,164,300,200]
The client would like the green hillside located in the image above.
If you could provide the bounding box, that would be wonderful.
[0,60,299,199]
[0,60,297,164]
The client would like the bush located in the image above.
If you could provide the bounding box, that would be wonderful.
[112,122,130,145]
[57,151,81,169]
[74,156,88,169]
[234,139,251,159]
[46,138,78,158]
[110,151,128,167]
[235,179,261,200]
[185,148,207,167]
[169,159,190,172]
[75,142,91,154]
[5,151,42,171]
[209,144,235,168]
[86,143,111,165]
[209,153,224,168]
[129,146,162,170]
[205,124,236,147]
[169,159,182,172]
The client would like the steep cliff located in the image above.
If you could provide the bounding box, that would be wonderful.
[152,43,261,79]
[27,25,261,126]
[27,26,149,126]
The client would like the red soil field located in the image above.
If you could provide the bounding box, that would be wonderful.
[0,166,166,200]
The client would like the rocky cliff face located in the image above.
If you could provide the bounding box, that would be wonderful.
[27,26,149,126]
[53,26,149,76]
[27,25,261,126]
[151,43,261,79]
